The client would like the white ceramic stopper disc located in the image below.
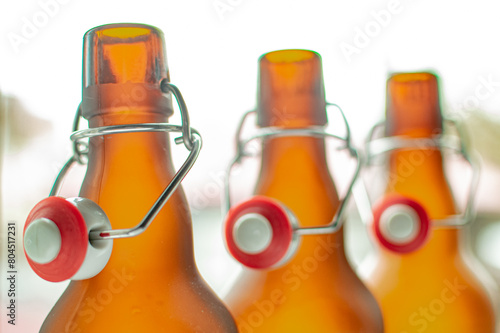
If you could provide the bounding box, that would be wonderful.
[379,204,420,244]
[24,218,62,264]
[233,213,273,254]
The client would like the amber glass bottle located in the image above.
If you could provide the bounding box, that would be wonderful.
[362,72,495,332]
[40,23,237,332]
[224,49,384,332]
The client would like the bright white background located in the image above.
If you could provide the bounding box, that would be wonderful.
[2,0,500,332]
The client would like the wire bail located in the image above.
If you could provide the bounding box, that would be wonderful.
[225,103,360,234]
[359,118,480,228]
[160,80,196,151]
[49,80,202,240]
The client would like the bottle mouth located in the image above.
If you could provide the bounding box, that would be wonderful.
[389,72,437,83]
[94,24,152,39]
[262,49,318,64]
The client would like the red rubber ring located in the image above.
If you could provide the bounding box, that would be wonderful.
[372,195,430,254]
[24,197,88,282]
[224,196,294,269]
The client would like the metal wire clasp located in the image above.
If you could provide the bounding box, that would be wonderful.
[224,103,361,235]
[49,80,202,241]
[358,118,480,228]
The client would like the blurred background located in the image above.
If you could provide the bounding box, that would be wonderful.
[2,0,500,331]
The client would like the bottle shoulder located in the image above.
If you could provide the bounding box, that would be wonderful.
[364,261,495,332]
[224,233,384,331]
[224,265,384,332]
[361,230,496,331]
[41,276,238,332]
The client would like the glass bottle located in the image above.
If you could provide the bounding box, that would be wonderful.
[361,72,495,332]
[223,49,384,332]
[39,23,237,332]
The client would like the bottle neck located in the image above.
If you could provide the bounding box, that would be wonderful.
[387,148,457,219]
[256,134,341,238]
[385,147,460,255]
[380,72,462,255]
[80,111,195,273]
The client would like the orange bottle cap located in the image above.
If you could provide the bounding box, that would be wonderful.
[257,49,327,128]
[386,72,442,137]
[82,23,172,119]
